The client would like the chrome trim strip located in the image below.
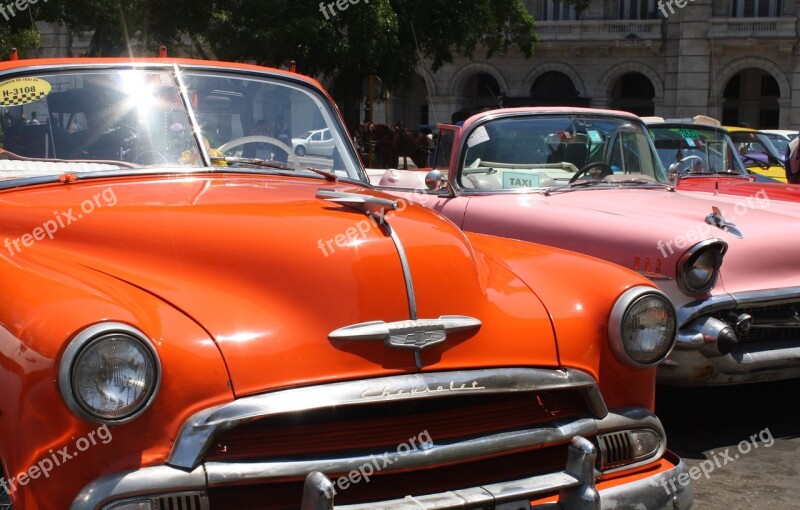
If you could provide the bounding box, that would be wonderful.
[173,63,211,167]
[71,408,666,510]
[384,222,418,321]
[314,189,418,323]
[167,368,608,470]
[206,419,600,484]
[678,286,800,326]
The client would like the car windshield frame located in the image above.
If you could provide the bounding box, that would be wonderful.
[455,112,669,193]
[647,123,750,177]
[0,62,367,187]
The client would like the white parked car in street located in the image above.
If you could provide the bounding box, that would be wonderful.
[292,127,335,157]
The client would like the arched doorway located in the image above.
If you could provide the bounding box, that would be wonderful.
[722,69,780,128]
[610,72,655,116]
[461,72,502,111]
[392,73,431,128]
[529,71,581,106]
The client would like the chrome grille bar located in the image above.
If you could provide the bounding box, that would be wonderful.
[168,368,608,470]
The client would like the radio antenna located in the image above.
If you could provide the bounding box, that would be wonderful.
[410,22,438,125]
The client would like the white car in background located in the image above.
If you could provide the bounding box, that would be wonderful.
[761,129,798,154]
[291,127,335,157]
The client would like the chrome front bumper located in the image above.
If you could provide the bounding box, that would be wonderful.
[300,443,692,510]
[70,440,692,510]
[659,288,800,385]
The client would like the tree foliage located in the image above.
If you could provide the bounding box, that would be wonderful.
[20,0,590,123]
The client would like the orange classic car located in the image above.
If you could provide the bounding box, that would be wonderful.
[0,57,690,509]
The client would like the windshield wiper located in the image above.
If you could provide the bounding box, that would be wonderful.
[210,156,337,181]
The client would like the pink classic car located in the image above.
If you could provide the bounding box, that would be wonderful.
[372,107,800,386]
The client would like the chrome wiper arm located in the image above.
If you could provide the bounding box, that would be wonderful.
[210,156,338,182]
[210,155,294,170]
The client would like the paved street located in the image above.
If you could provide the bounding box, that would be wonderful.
[656,378,800,509]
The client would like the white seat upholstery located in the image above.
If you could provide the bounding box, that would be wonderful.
[0,160,119,178]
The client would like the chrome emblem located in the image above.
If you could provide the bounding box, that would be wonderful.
[705,206,743,239]
[329,316,481,368]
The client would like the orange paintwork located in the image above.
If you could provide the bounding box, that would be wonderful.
[0,57,675,508]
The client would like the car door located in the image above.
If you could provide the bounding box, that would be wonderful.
[375,123,471,227]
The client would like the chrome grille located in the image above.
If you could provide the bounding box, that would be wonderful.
[155,493,209,510]
[598,431,634,469]
[724,302,800,345]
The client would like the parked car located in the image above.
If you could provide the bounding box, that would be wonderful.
[645,118,800,201]
[372,107,800,387]
[760,129,796,155]
[0,60,690,509]
[725,126,787,182]
[291,127,335,157]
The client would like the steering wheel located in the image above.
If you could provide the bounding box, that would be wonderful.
[675,155,705,173]
[217,135,302,167]
[568,162,613,183]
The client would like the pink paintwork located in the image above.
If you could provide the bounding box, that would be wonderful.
[376,107,800,386]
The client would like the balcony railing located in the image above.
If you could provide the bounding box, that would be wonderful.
[708,17,795,39]
[537,20,662,41]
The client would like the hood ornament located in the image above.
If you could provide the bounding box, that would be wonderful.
[705,206,743,239]
[330,316,481,368]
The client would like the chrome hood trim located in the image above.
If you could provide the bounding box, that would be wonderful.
[167,368,608,470]
[329,316,482,368]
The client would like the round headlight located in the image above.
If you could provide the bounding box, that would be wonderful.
[59,323,160,424]
[609,287,677,368]
[677,240,727,295]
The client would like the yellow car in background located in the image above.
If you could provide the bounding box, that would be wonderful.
[725,125,788,182]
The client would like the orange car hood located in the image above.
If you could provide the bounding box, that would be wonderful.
[4,174,558,396]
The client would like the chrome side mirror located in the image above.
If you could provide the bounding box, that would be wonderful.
[668,163,680,183]
[425,169,449,190]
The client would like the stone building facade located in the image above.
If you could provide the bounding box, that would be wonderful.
[33,1,800,130]
[385,0,799,130]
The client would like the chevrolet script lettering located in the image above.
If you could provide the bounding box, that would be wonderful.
[361,380,487,399]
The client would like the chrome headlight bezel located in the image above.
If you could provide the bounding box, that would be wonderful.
[609,286,677,368]
[58,322,161,425]
[676,239,727,295]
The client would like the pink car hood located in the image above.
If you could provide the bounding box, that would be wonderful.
[460,187,800,297]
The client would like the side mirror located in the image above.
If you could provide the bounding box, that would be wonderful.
[668,163,679,182]
[425,169,449,190]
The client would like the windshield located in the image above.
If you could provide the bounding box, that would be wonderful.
[648,125,748,176]
[728,130,784,163]
[763,132,789,154]
[459,114,667,190]
[0,66,362,183]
